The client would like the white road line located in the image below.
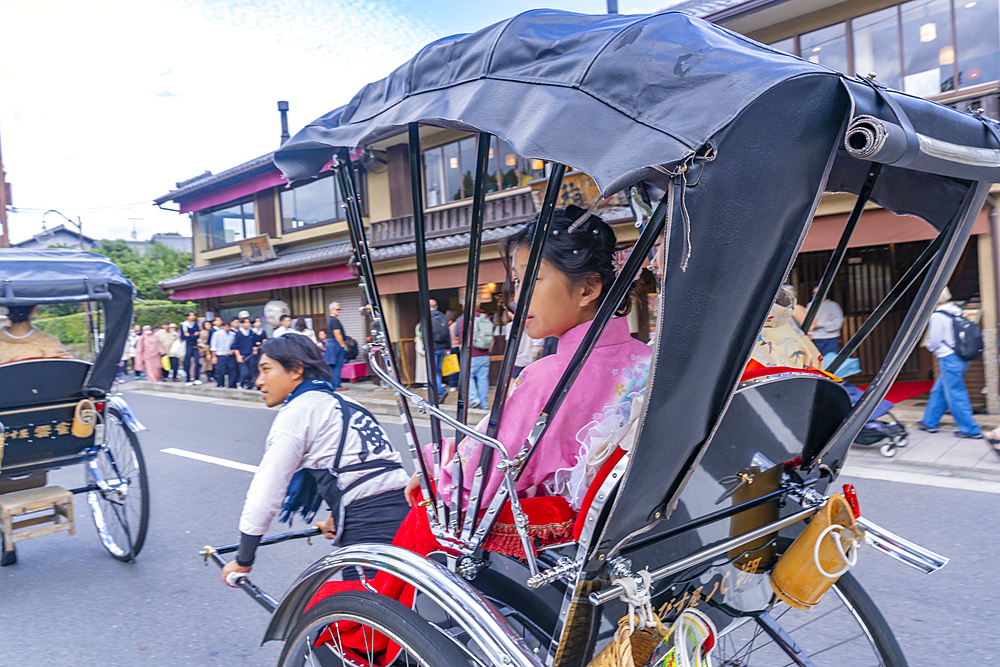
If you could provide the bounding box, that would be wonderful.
[841,463,1000,495]
[161,448,259,473]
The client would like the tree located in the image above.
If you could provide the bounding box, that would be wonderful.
[94,240,191,300]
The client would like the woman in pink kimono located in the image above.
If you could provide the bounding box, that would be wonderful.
[406,206,652,510]
[133,325,165,382]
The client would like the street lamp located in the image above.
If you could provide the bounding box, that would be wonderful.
[41,209,85,249]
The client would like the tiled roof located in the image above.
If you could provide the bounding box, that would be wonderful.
[154,153,276,205]
[160,205,636,290]
[159,239,352,289]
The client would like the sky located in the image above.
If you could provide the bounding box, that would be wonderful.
[1,0,671,244]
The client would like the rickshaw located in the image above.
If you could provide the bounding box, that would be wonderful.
[203,9,996,666]
[0,249,149,565]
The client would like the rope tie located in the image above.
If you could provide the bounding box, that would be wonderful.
[613,569,657,634]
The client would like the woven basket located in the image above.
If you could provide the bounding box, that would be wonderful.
[588,613,672,667]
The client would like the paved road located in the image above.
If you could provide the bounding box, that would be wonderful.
[0,390,996,666]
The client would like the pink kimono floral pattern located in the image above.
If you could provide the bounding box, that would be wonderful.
[425,316,651,508]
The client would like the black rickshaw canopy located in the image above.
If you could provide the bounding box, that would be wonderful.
[0,248,134,394]
[274,10,1000,564]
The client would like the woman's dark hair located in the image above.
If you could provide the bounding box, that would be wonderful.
[202,321,213,330]
[294,317,307,332]
[499,206,631,317]
[6,305,34,324]
[261,334,332,383]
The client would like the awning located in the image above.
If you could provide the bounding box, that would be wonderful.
[168,264,356,301]
[801,207,989,253]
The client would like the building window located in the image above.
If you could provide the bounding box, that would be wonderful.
[800,22,849,73]
[853,7,904,91]
[280,174,346,232]
[196,198,256,249]
[902,0,956,95]
[422,136,542,207]
[769,37,797,55]
[955,0,1000,87]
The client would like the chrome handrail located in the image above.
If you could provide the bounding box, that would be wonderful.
[367,349,508,457]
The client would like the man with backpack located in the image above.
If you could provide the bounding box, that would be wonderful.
[918,287,983,439]
[428,299,451,399]
[455,307,495,409]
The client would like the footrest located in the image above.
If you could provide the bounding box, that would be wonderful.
[0,485,75,547]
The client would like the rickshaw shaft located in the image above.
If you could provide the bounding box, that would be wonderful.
[589,505,821,606]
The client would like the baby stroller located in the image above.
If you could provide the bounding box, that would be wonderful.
[834,367,910,458]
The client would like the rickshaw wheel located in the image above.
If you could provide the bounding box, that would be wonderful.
[694,564,907,666]
[86,406,150,562]
[277,590,476,667]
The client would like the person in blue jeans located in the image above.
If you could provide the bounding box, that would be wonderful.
[325,302,348,391]
[918,288,982,439]
[454,311,492,408]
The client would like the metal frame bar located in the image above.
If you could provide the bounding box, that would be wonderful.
[335,157,440,522]
[826,229,945,374]
[809,180,991,468]
[407,124,446,529]
[802,163,881,333]
[455,132,492,430]
[588,504,822,606]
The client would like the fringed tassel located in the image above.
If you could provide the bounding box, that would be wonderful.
[482,519,575,560]
[278,469,323,525]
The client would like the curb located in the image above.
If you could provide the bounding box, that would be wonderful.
[123,380,491,423]
[846,449,1000,481]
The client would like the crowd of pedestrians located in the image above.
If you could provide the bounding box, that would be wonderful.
[122,304,357,390]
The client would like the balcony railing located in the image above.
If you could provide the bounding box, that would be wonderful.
[368,190,537,248]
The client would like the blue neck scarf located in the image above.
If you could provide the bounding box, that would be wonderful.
[278,379,337,525]
[282,379,336,406]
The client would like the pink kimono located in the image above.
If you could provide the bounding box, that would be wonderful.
[426,317,651,508]
[133,332,165,382]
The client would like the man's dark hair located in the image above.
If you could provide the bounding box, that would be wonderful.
[280,314,292,324]
[241,318,251,324]
[230,317,240,325]
[186,311,196,317]
[6,305,34,324]
[261,334,331,382]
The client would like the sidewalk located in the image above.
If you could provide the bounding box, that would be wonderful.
[122,379,1000,481]
[845,396,1000,480]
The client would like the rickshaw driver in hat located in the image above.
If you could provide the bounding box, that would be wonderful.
[222,334,410,586]
[0,304,71,364]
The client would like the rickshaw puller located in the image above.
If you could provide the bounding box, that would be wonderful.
[222,334,410,586]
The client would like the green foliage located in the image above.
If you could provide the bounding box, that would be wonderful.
[35,303,81,318]
[132,300,199,329]
[33,312,88,345]
[30,301,198,345]
[93,239,192,301]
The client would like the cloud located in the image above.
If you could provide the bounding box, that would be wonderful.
[0,0,440,242]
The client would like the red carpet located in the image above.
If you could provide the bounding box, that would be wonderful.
[856,381,933,404]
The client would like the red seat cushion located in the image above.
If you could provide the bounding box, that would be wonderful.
[572,447,627,541]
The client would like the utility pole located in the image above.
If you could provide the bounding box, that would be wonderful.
[607,0,618,13]
[0,127,10,248]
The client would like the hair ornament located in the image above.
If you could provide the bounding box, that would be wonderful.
[567,198,603,233]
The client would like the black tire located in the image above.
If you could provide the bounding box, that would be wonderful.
[86,406,150,561]
[702,569,907,666]
[278,590,477,667]
[831,571,908,667]
[0,531,15,566]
